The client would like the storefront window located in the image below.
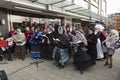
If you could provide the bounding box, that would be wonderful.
[11,15,61,32]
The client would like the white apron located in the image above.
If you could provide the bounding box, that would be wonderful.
[96,38,104,59]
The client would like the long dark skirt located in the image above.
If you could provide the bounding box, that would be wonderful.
[73,46,93,70]
[14,44,27,60]
[31,44,42,52]
[68,46,74,58]
[30,44,43,58]
[42,43,54,59]
[87,43,97,64]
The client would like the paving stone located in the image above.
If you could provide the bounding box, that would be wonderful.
[0,49,120,80]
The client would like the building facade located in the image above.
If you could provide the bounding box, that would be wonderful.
[83,0,107,16]
[0,0,110,36]
[108,13,120,30]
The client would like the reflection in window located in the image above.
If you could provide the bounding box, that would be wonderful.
[115,13,120,16]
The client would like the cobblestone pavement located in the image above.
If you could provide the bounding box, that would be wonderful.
[0,49,120,80]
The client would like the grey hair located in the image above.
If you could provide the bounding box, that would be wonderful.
[111,29,119,36]
[16,29,22,33]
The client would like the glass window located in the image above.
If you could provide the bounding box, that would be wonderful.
[91,5,98,13]
[36,0,64,4]
[93,0,98,3]
[84,0,88,1]
[64,5,80,10]
[74,0,81,5]
[74,0,88,9]
[66,0,72,2]
[115,13,120,16]
[101,0,106,16]
[53,0,73,7]
[81,0,88,8]
[91,0,98,7]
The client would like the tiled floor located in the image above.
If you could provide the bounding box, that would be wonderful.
[0,49,120,80]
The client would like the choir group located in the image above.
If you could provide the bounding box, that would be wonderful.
[0,23,119,74]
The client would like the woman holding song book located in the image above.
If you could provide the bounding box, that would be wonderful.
[72,31,93,74]
[52,26,69,69]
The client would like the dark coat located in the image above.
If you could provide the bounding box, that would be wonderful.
[42,32,54,59]
[56,34,69,49]
[87,33,97,61]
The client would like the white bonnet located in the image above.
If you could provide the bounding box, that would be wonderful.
[95,24,104,30]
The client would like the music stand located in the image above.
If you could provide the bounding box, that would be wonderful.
[30,52,43,68]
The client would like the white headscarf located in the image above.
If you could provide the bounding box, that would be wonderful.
[110,29,119,36]
[95,24,104,31]
[16,29,22,34]
[74,31,88,46]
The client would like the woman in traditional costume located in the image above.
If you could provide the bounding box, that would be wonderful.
[65,25,74,58]
[72,31,92,74]
[94,24,105,59]
[29,28,44,57]
[52,26,69,69]
[13,29,26,60]
[87,29,97,65]
[42,26,54,60]
[102,29,119,68]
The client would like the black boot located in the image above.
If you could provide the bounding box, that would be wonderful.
[80,70,84,74]
[58,65,64,69]
[0,55,3,61]
[109,63,112,68]
[56,63,61,67]
[104,62,109,66]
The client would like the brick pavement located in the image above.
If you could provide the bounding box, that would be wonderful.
[0,49,120,80]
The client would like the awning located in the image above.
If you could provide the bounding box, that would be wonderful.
[27,0,114,23]
[34,0,65,5]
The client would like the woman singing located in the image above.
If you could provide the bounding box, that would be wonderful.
[102,29,119,68]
